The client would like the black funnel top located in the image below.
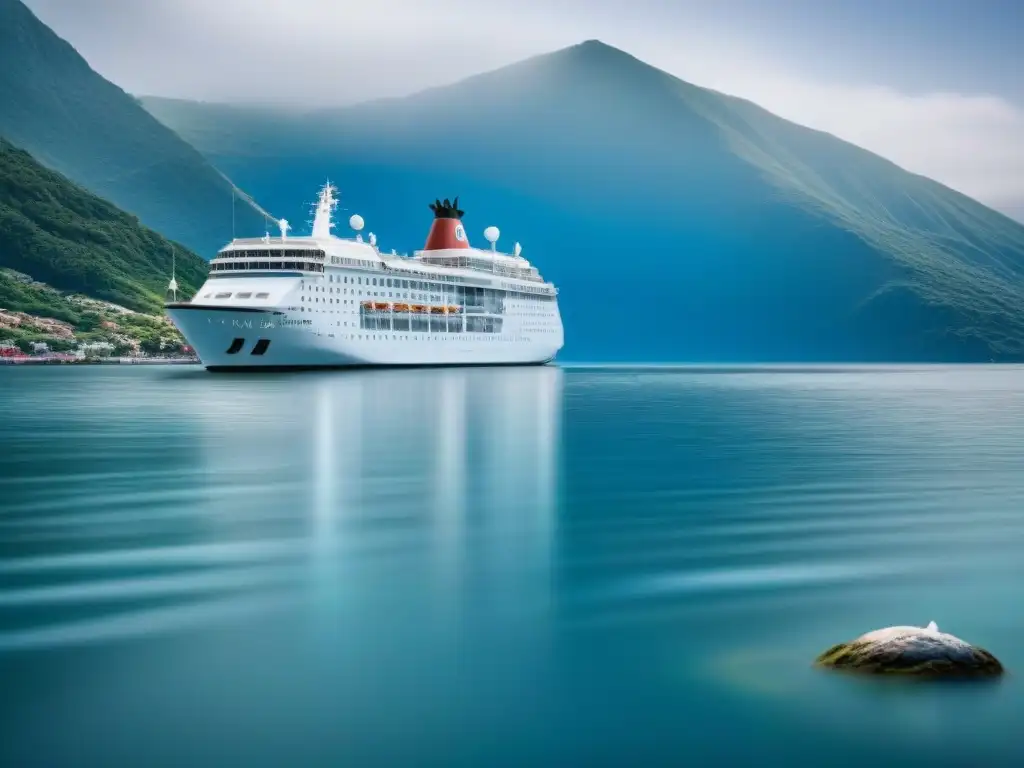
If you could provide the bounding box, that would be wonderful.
[429,197,465,220]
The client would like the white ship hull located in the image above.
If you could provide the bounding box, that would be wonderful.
[167,304,562,370]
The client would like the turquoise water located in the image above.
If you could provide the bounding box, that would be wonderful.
[1,365,1023,767]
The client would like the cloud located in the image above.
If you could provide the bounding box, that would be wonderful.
[22,0,1024,221]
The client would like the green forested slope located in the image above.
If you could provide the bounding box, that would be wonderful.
[0,137,206,314]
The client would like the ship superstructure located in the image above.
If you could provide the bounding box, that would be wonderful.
[165,184,563,370]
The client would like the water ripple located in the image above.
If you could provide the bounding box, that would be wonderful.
[3,365,1024,766]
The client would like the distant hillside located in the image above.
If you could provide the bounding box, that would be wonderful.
[0,137,206,313]
[141,40,1024,362]
[0,0,266,257]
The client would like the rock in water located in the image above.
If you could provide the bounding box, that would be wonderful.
[815,622,1004,678]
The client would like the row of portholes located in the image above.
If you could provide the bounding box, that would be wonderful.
[315,333,532,343]
[301,296,358,304]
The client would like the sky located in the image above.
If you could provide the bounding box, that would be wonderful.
[22,0,1024,221]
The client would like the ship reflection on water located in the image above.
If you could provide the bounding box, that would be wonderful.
[279,366,564,633]
[184,365,564,635]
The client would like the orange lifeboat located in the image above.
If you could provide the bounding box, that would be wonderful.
[447,305,461,314]
[393,303,410,313]
[411,304,427,313]
[372,301,390,311]
[430,305,446,315]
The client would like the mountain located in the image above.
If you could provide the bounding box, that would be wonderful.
[141,40,1024,362]
[0,137,206,314]
[0,0,265,257]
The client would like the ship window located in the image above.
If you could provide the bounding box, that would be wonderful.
[271,262,282,269]
[215,292,232,299]
[251,339,270,356]
[226,338,245,354]
[203,293,212,298]
[236,292,252,299]
[255,292,269,299]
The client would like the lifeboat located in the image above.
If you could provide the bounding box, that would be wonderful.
[372,302,390,311]
[430,305,446,315]
[360,300,373,309]
[393,303,410,313]
[447,305,462,314]
[411,304,427,313]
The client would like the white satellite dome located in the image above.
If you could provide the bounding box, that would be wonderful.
[349,214,365,231]
[483,226,500,244]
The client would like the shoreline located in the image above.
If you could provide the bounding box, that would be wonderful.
[0,356,199,366]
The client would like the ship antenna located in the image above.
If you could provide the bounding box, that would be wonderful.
[167,246,179,302]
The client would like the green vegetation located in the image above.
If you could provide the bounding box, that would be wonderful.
[0,137,207,313]
[0,269,188,355]
[0,0,266,257]
[0,140,201,356]
[0,267,78,324]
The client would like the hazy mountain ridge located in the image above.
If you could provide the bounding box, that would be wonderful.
[0,0,265,257]
[136,41,1024,361]
[684,84,1024,354]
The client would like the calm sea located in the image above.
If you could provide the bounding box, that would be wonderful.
[1,365,1023,767]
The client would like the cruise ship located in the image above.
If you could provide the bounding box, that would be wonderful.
[166,184,564,370]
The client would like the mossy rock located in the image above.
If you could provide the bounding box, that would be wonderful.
[815,622,1003,679]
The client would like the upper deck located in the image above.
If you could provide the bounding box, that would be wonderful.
[415,250,541,282]
[209,239,555,296]
[204,185,556,296]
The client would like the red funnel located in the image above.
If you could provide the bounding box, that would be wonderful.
[423,197,470,250]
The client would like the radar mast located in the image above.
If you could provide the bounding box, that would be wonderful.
[312,182,339,239]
